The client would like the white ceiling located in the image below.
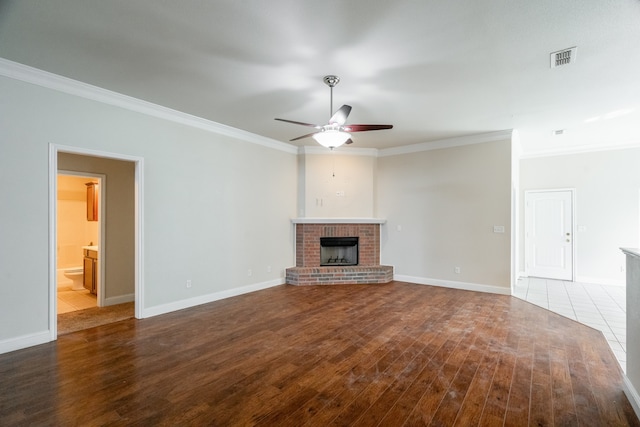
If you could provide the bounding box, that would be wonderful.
[1,0,639,155]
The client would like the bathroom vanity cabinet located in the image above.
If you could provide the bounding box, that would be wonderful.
[83,248,98,294]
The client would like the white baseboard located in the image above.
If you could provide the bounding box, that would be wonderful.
[0,330,51,355]
[104,293,135,306]
[575,275,625,287]
[394,275,511,296]
[623,375,640,420]
[518,273,624,287]
[140,278,285,318]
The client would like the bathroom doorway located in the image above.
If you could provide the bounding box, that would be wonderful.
[56,172,104,314]
[50,146,143,338]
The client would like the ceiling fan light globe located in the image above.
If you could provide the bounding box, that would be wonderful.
[312,130,351,148]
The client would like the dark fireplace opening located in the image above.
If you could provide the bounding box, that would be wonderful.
[320,237,358,266]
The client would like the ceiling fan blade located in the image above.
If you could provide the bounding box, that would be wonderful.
[275,118,321,128]
[343,124,393,132]
[289,131,321,141]
[344,138,354,145]
[329,105,352,125]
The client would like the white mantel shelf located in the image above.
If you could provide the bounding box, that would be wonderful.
[622,247,640,258]
[291,218,386,224]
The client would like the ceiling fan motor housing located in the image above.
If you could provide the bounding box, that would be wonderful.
[323,75,340,87]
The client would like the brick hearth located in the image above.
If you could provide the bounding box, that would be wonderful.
[286,220,393,286]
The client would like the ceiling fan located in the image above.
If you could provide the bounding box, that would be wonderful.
[275,75,393,149]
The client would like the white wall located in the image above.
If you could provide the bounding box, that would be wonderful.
[0,73,297,351]
[376,139,513,292]
[520,148,640,285]
[298,150,376,218]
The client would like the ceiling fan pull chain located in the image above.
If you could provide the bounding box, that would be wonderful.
[332,149,336,177]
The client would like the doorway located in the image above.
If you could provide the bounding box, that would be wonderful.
[56,172,104,314]
[49,144,143,339]
[524,189,575,280]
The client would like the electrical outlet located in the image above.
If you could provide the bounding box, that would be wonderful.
[267,265,272,273]
[454,267,461,274]
[186,280,192,288]
[247,269,252,277]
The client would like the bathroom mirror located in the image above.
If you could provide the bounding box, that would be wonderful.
[86,182,98,221]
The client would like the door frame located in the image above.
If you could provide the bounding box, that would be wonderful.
[57,170,106,307]
[524,188,576,281]
[49,143,144,339]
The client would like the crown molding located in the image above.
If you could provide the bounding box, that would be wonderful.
[378,130,514,157]
[520,141,640,159]
[0,58,298,154]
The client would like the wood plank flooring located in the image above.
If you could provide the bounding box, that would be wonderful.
[1,281,638,426]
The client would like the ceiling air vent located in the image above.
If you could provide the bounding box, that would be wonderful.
[551,47,577,68]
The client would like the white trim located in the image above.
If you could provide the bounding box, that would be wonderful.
[54,144,145,163]
[104,293,135,306]
[378,130,513,157]
[50,144,144,342]
[291,217,386,224]
[135,154,144,320]
[394,275,511,296]
[575,275,625,287]
[0,331,51,355]
[516,271,625,287]
[624,376,640,421]
[520,141,640,159]
[511,132,521,294]
[141,279,285,318]
[622,248,640,259]
[0,58,297,154]
[48,144,58,340]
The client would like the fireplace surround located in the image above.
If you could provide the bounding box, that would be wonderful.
[286,218,393,286]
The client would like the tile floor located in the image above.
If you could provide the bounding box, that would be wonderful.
[57,287,97,314]
[514,277,626,372]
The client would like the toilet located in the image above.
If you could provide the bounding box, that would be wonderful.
[63,267,84,291]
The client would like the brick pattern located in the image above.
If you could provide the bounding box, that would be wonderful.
[288,222,393,286]
[286,266,394,286]
[295,223,380,267]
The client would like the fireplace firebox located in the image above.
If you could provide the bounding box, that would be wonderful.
[320,237,358,266]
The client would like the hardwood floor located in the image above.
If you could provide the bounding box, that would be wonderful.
[1,281,638,426]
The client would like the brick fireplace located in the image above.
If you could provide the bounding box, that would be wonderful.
[286,219,393,286]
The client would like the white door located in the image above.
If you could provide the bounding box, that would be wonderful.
[525,190,573,280]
